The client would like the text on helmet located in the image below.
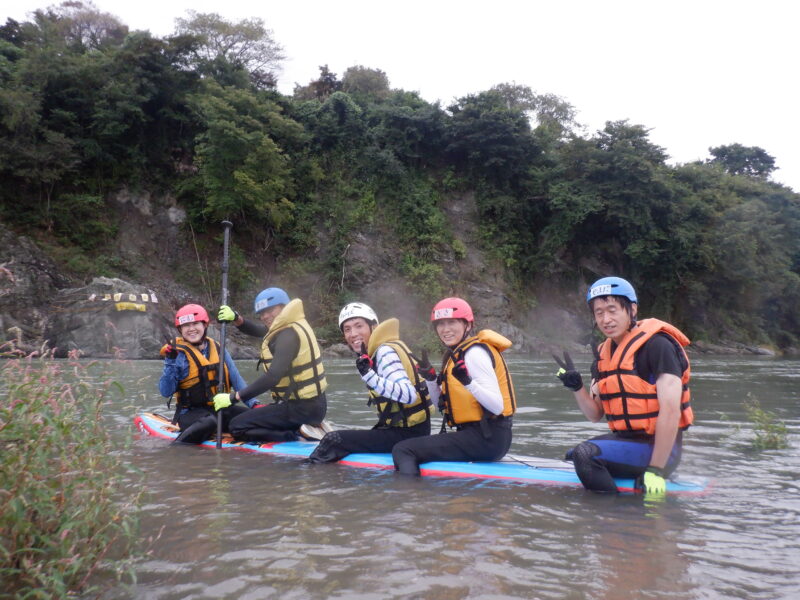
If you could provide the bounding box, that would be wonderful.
[589,284,613,299]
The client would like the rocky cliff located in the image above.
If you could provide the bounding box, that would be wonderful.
[0,189,784,358]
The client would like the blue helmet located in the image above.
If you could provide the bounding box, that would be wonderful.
[254,287,290,314]
[586,277,637,304]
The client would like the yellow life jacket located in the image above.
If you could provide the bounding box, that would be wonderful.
[596,318,693,435]
[171,337,229,408]
[441,330,516,427]
[260,298,328,402]
[365,318,432,428]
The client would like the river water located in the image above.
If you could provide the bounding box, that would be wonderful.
[98,355,799,599]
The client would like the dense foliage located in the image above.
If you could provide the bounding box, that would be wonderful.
[1,2,799,347]
[0,349,141,597]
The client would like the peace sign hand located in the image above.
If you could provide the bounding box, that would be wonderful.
[355,342,374,376]
[161,336,178,360]
[552,351,584,391]
[415,349,437,382]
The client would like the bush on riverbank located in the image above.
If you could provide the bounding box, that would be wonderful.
[744,395,790,451]
[0,348,141,598]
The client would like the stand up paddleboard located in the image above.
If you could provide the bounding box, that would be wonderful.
[134,412,710,495]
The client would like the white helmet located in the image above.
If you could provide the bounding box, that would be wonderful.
[338,302,378,330]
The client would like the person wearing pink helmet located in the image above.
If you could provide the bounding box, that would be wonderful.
[158,303,249,444]
[391,297,517,475]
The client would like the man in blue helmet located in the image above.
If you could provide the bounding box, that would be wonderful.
[553,277,694,496]
[214,288,330,442]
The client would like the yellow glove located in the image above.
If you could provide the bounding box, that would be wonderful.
[217,305,238,323]
[213,393,232,411]
[637,467,667,496]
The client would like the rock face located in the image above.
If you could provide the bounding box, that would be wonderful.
[0,223,70,352]
[1,191,794,357]
[45,277,173,358]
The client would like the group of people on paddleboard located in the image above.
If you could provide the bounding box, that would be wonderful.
[158,276,693,496]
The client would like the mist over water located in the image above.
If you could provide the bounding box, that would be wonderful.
[99,355,799,599]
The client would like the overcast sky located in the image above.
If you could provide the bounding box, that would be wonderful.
[6,0,799,191]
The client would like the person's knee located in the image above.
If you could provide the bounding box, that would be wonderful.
[570,441,601,467]
[570,441,617,493]
[391,440,412,460]
[228,418,248,438]
[174,415,216,444]
[391,442,420,475]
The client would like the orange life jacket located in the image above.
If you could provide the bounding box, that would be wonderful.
[440,330,516,427]
[596,318,693,435]
[161,337,230,408]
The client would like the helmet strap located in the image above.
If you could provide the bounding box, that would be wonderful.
[628,302,638,329]
[457,321,473,345]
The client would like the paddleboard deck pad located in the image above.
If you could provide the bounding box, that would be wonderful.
[134,412,710,495]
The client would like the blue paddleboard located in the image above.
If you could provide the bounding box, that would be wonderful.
[134,412,710,495]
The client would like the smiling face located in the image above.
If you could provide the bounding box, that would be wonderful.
[179,320,207,345]
[591,296,637,344]
[434,318,469,348]
[341,317,372,353]
[258,304,284,328]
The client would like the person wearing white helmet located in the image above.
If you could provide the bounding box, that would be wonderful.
[307,302,433,463]
[214,287,330,442]
[553,276,694,496]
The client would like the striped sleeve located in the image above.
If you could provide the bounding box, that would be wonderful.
[361,345,417,404]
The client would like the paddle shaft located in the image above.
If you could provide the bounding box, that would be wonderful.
[216,220,233,449]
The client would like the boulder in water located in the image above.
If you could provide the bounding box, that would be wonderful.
[45,277,173,358]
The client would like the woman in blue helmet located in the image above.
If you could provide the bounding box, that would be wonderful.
[553,276,694,496]
[214,287,329,442]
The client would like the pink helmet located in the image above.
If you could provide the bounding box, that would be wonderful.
[431,297,474,324]
[175,304,210,327]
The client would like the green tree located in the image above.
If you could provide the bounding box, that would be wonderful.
[364,91,446,168]
[445,89,539,187]
[490,83,577,139]
[342,65,390,103]
[707,143,776,179]
[293,64,342,101]
[174,11,284,89]
[190,81,305,229]
[301,90,365,151]
[533,121,675,286]
[92,31,200,179]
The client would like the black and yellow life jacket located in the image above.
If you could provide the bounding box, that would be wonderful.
[260,298,328,402]
[171,337,230,408]
[365,318,432,428]
[440,330,516,427]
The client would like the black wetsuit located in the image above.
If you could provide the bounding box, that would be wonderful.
[391,417,512,475]
[228,319,326,443]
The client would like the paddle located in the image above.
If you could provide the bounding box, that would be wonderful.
[216,220,233,449]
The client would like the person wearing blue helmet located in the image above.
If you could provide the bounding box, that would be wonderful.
[214,287,330,442]
[553,277,694,497]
